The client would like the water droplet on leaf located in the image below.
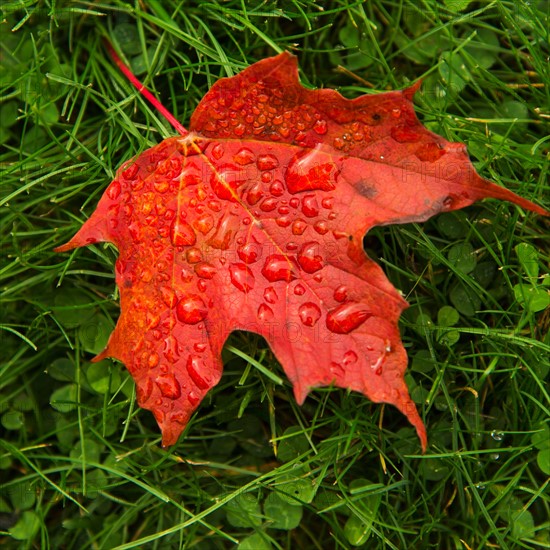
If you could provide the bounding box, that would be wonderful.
[229,263,255,293]
[176,295,208,324]
[326,302,371,334]
[298,302,321,327]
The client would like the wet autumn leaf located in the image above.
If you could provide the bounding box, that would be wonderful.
[56,52,547,451]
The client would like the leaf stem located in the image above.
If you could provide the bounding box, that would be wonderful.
[105,39,188,136]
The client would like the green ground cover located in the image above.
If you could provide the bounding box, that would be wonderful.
[1,1,548,548]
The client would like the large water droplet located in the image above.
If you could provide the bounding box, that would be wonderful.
[286,150,337,194]
[314,221,328,235]
[186,354,211,389]
[260,197,278,211]
[156,373,181,399]
[270,180,284,196]
[208,212,240,250]
[170,218,196,247]
[258,303,274,321]
[294,283,306,296]
[186,247,202,263]
[208,199,222,212]
[238,242,261,264]
[298,302,321,327]
[261,255,296,283]
[194,342,207,353]
[264,286,278,304]
[343,350,358,365]
[246,182,263,205]
[326,302,372,334]
[211,143,224,160]
[298,241,324,273]
[194,214,214,235]
[148,352,159,368]
[122,163,139,181]
[136,377,153,404]
[292,219,307,235]
[195,262,217,279]
[334,285,348,302]
[233,147,255,165]
[257,154,279,171]
[313,119,328,135]
[302,195,320,218]
[229,263,255,293]
[176,295,208,324]
[107,180,121,200]
[161,287,177,308]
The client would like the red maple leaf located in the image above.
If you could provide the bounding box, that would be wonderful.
[56,51,547,452]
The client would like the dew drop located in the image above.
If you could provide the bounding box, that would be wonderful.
[264,286,278,304]
[246,182,263,205]
[161,287,177,308]
[260,197,278,211]
[233,147,255,165]
[195,262,217,279]
[194,214,214,235]
[321,197,333,209]
[170,219,196,247]
[238,242,261,264]
[188,391,200,406]
[314,221,329,235]
[176,295,208,324]
[276,215,292,227]
[326,302,372,334]
[122,163,139,180]
[289,198,300,208]
[286,150,337,194]
[234,123,246,136]
[261,255,296,283]
[194,342,207,353]
[186,247,202,263]
[334,285,348,302]
[294,283,306,296]
[298,241,324,273]
[333,137,344,150]
[180,266,194,282]
[136,377,153,404]
[258,303,274,321]
[148,352,159,368]
[313,119,328,134]
[302,194,320,218]
[343,350,358,365]
[208,212,240,250]
[229,263,255,293]
[298,302,321,327]
[107,180,121,200]
[156,373,181,399]
[154,179,170,193]
[257,154,279,171]
[270,180,285,196]
[208,199,222,212]
[186,354,211,389]
[211,143,224,160]
[292,219,307,235]
[286,242,298,251]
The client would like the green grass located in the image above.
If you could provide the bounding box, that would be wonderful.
[1,0,549,548]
